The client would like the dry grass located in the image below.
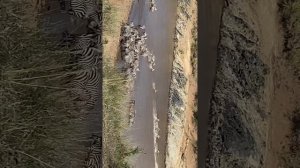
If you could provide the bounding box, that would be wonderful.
[103,59,138,168]
[0,0,88,167]
[102,0,137,167]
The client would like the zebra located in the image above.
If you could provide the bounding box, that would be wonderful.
[87,2,101,24]
[86,6,102,34]
[84,135,102,168]
[129,22,134,27]
[84,83,100,110]
[139,25,146,29]
[71,67,100,91]
[84,66,101,110]
[69,52,100,108]
[71,47,102,66]
[152,82,157,93]
[71,34,98,51]
[97,33,102,45]
[150,0,157,12]
[84,0,100,19]
[68,0,101,26]
[70,66,100,110]
[80,50,101,67]
[68,0,86,18]
[70,86,91,102]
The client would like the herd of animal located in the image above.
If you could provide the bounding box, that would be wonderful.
[150,0,157,12]
[120,22,156,79]
[59,0,159,165]
[58,0,102,167]
[120,21,160,127]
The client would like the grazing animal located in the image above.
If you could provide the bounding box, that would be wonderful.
[85,135,102,168]
[67,33,101,111]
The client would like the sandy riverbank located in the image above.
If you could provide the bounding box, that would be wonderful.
[165,0,198,167]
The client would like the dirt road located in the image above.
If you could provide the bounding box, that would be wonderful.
[198,0,224,167]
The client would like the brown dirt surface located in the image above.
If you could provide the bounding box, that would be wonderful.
[206,0,300,167]
[249,0,300,167]
[174,1,198,167]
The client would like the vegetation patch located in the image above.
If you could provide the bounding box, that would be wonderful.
[103,0,118,35]
[280,108,300,168]
[103,59,138,168]
[279,1,300,165]
[279,0,300,78]
[102,1,137,167]
[191,24,198,78]
[0,0,87,167]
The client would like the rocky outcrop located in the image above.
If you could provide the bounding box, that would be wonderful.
[206,1,269,167]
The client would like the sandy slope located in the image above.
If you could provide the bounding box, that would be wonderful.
[165,0,197,167]
[206,0,300,167]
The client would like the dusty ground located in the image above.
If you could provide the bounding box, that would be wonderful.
[103,0,132,61]
[206,0,300,167]
[180,72,197,168]
[245,0,300,167]
[177,7,198,168]
[252,0,300,167]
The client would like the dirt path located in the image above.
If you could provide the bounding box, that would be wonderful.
[198,0,224,167]
[180,37,198,168]
[251,0,300,167]
[205,0,300,167]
